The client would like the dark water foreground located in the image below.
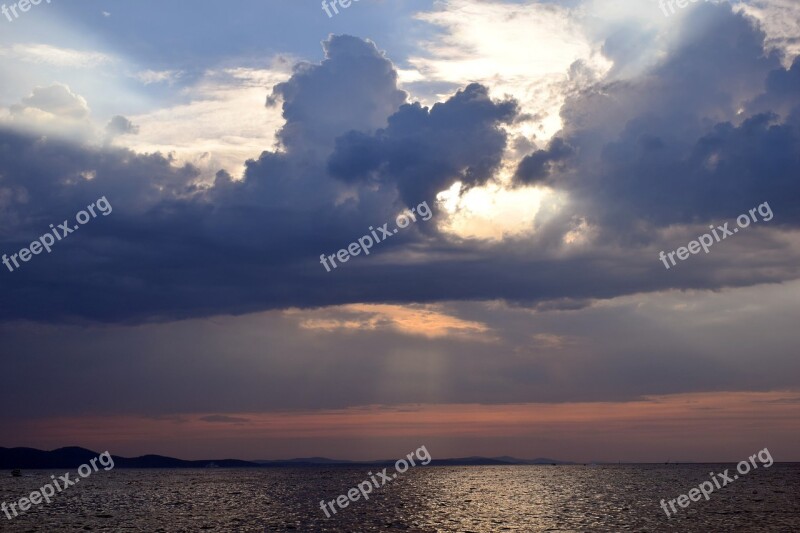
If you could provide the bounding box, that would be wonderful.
[0,464,797,532]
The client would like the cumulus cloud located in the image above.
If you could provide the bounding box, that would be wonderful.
[0,11,799,325]
[12,83,90,120]
[122,66,290,182]
[514,137,574,185]
[105,115,139,136]
[3,83,95,140]
[328,83,518,206]
[408,0,610,140]
[540,3,800,233]
[735,0,800,66]
[268,35,407,155]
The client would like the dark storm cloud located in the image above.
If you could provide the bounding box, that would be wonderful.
[548,4,800,231]
[0,35,526,323]
[328,83,518,205]
[267,34,407,154]
[1,5,799,325]
[2,281,800,419]
[513,137,573,185]
[749,56,800,125]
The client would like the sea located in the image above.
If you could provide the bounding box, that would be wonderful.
[0,464,797,532]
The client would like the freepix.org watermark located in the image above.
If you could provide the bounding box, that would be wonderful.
[2,196,112,273]
[321,0,359,19]
[659,447,773,518]
[2,0,51,23]
[659,201,773,270]
[319,445,432,517]
[658,0,718,18]
[319,201,432,272]
[2,451,114,520]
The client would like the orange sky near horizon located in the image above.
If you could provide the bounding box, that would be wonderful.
[7,390,799,463]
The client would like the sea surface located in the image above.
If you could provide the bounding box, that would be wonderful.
[0,464,797,532]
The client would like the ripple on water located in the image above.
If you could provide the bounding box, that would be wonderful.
[0,465,797,532]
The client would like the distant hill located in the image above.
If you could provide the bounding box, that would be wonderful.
[0,447,101,469]
[491,456,575,465]
[255,457,520,467]
[254,457,355,465]
[0,447,573,469]
[0,447,258,469]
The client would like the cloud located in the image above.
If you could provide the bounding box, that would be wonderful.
[328,83,518,205]
[6,391,800,461]
[540,3,800,234]
[268,35,407,156]
[11,83,90,120]
[734,0,800,66]
[409,0,610,140]
[105,115,139,136]
[121,66,290,181]
[132,69,182,85]
[0,44,113,68]
[3,83,95,140]
[198,415,250,424]
[0,11,799,325]
[1,279,798,415]
[514,137,574,185]
[289,303,490,339]
[2,275,800,461]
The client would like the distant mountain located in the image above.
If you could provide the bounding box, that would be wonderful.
[491,456,575,465]
[254,457,355,465]
[0,447,100,469]
[256,456,575,466]
[254,457,561,466]
[115,454,257,468]
[0,447,573,469]
[0,447,259,469]
[427,457,513,466]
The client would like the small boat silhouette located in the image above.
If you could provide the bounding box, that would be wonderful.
[11,469,21,477]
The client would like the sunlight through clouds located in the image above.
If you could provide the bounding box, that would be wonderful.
[437,180,551,240]
[409,0,611,141]
[287,303,492,340]
[401,0,613,242]
[120,64,292,182]
[734,0,800,66]
[2,0,800,482]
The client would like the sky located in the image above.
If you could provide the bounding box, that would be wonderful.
[0,0,799,462]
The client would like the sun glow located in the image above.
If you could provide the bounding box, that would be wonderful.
[437,180,550,240]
